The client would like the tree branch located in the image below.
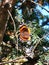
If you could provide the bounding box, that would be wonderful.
[31,1,49,13]
[0,56,27,65]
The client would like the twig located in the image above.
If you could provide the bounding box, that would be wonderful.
[17,34,19,56]
[0,56,27,65]
[31,1,49,13]
[7,10,16,33]
[32,32,49,52]
[4,15,9,32]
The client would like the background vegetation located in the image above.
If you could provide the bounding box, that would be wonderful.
[0,0,49,65]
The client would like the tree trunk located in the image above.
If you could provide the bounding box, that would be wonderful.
[0,0,16,44]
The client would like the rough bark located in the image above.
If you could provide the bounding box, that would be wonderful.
[0,0,16,44]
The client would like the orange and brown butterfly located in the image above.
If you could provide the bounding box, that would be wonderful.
[19,24,31,42]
